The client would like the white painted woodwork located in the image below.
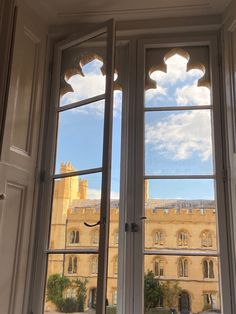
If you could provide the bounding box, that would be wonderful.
[222,2,236,312]
[23,0,231,24]
[0,2,46,313]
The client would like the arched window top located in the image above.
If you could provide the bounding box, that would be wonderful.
[114,255,118,275]
[114,229,119,245]
[113,290,117,305]
[92,229,99,245]
[68,255,78,274]
[91,256,98,274]
[177,230,189,247]
[60,52,121,102]
[201,230,213,247]
[178,258,188,278]
[153,229,165,245]
[69,229,79,244]
[153,257,165,277]
[203,258,215,279]
[145,46,210,92]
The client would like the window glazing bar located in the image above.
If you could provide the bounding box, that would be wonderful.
[58,93,105,112]
[45,249,99,254]
[144,174,215,180]
[144,250,218,257]
[53,167,103,179]
[144,105,212,112]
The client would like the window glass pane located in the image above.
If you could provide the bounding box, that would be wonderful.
[145,50,210,108]
[55,101,105,174]
[145,110,214,175]
[106,89,122,311]
[144,255,220,313]
[144,179,217,250]
[44,254,98,313]
[60,33,107,107]
[49,173,102,249]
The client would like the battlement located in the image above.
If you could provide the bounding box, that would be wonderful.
[60,161,76,173]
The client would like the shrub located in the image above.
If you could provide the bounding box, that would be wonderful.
[46,274,87,312]
[60,298,77,313]
[106,305,117,314]
[46,274,70,311]
[74,278,87,312]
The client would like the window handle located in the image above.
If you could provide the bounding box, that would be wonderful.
[0,193,6,200]
[84,221,100,227]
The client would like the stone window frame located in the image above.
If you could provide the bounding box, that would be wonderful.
[202,258,215,279]
[67,255,78,275]
[178,257,189,278]
[201,230,214,248]
[177,229,190,247]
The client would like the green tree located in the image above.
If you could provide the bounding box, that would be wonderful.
[161,281,182,310]
[46,274,70,311]
[144,270,163,313]
[74,278,88,311]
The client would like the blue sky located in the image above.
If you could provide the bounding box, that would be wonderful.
[56,55,214,200]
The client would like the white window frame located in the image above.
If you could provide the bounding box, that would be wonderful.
[29,30,233,314]
[133,34,232,314]
[29,20,116,314]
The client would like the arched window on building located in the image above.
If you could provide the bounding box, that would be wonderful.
[177,230,189,246]
[69,230,79,244]
[203,259,214,278]
[113,290,117,305]
[203,292,217,309]
[114,256,118,275]
[178,258,188,277]
[65,288,77,299]
[153,230,165,245]
[92,229,99,245]
[154,258,164,277]
[115,230,119,245]
[201,230,213,247]
[91,256,98,274]
[68,256,77,274]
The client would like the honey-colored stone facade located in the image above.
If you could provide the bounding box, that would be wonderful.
[46,163,220,313]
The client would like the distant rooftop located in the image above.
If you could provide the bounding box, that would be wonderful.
[71,199,215,210]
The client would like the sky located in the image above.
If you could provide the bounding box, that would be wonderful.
[56,54,215,200]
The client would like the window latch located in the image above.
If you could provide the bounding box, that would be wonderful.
[84,221,100,227]
[131,222,139,232]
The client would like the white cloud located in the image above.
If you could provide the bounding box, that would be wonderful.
[149,54,204,87]
[61,77,122,118]
[88,188,119,199]
[145,86,168,105]
[88,188,101,199]
[176,85,210,106]
[69,73,105,99]
[145,110,212,161]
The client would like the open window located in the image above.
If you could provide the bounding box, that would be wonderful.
[39,20,116,314]
[32,27,232,314]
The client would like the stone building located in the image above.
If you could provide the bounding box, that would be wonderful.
[46,163,220,313]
